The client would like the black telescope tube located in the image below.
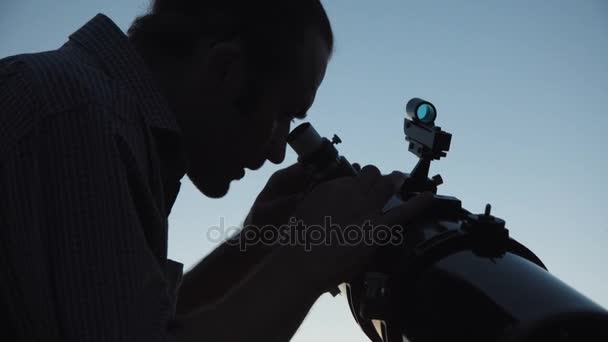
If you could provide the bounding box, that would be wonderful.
[392,243,608,342]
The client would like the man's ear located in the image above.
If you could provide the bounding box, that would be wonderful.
[200,41,246,101]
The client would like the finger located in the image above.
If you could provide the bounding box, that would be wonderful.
[261,163,311,198]
[265,193,304,217]
[368,171,407,207]
[248,193,303,227]
[357,165,381,192]
[376,192,435,226]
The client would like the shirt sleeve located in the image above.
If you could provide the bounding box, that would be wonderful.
[0,104,177,341]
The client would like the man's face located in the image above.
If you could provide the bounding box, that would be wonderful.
[177,30,330,198]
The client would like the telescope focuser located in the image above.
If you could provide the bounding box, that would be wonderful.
[286,122,357,189]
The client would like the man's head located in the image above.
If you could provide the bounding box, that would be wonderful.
[128,0,333,198]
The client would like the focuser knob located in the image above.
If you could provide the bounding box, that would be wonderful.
[465,203,509,257]
[332,134,342,145]
[484,203,492,216]
[466,203,506,229]
[431,174,443,186]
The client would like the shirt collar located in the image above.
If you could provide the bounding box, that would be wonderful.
[68,14,187,212]
[68,13,181,133]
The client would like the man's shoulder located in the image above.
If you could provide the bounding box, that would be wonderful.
[0,45,126,113]
[0,47,144,159]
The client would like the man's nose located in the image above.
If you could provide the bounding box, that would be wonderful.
[267,119,291,164]
[267,139,287,164]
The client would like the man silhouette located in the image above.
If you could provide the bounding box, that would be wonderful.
[0,1,433,341]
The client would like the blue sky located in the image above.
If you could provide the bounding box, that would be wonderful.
[2,1,607,341]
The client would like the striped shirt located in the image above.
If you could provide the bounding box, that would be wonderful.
[0,13,186,341]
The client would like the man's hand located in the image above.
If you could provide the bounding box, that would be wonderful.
[289,165,434,293]
[244,163,312,228]
[177,163,315,314]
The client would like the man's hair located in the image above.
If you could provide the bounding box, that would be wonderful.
[128,0,334,74]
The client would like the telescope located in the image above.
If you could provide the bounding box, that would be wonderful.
[286,98,608,342]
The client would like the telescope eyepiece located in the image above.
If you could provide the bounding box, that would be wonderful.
[406,98,437,125]
[286,122,324,159]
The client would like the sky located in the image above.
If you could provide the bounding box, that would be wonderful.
[1,0,607,341]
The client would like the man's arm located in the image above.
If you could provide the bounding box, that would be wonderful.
[177,164,310,314]
[175,228,275,314]
[173,245,322,342]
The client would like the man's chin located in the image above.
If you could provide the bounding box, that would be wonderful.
[188,174,232,199]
